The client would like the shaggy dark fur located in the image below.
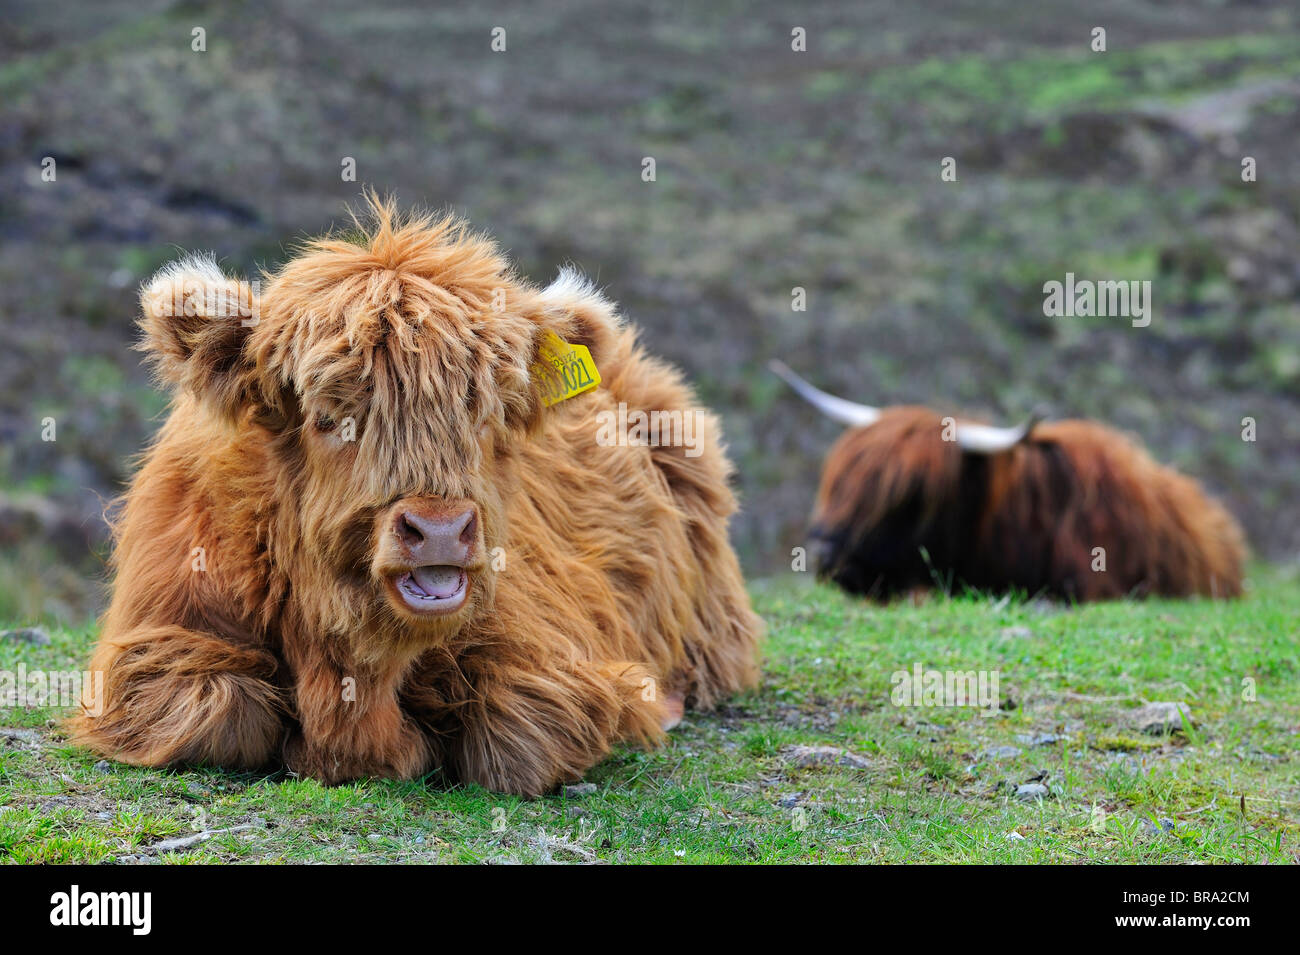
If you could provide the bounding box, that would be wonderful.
[809,408,1247,601]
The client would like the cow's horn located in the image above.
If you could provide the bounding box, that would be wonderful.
[768,360,882,428]
[954,412,1042,454]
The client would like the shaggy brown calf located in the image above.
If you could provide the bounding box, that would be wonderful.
[771,362,1246,601]
[72,198,761,795]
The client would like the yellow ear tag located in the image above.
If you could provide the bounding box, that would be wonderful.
[531,331,601,406]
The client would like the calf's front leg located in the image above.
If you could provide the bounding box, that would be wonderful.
[448,658,672,797]
[283,658,432,784]
[70,624,284,770]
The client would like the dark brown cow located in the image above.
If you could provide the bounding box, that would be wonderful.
[772,361,1247,601]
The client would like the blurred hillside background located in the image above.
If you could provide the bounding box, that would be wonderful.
[1,0,1298,623]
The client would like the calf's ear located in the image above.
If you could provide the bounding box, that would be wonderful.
[137,255,261,422]
[502,268,622,433]
[533,267,621,371]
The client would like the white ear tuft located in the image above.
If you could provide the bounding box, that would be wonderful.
[141,253,254,324]
[540,267,613,317]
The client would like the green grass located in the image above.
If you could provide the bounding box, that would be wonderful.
[858,33,1300,121]
[2,569,1297,863]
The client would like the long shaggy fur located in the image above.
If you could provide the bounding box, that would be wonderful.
[71,196,762,796]
[810,407,1247,601]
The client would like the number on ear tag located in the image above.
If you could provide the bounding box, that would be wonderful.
[531,331,601,406]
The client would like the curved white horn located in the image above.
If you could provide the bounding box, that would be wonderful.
[954,413,1041,454]
[768,360,881,428]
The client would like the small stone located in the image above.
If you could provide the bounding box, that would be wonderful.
[984,745,1023,760]
[562,783,598,798]
[95,811,112,820]
[999,626,1034,640]
[414,834,426,844]
[1131,702,1190,735]
[93,760,112,773]
[366,833,382,842]
[779,793,801,808]
[1005,831,1026,840]
[782,745,872,769]
[1236,747,1280,762]
[1015,733,1064,746]
[0,627,50,646]
[1015,783,1050,801]
[1,728,41,744]
[1142,817,1178,835]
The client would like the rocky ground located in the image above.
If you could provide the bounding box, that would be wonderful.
[3,573,1296,863]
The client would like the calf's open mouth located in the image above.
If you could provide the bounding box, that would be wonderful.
[393,565,468,614]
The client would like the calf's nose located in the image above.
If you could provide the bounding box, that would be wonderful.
[395,508,477,566]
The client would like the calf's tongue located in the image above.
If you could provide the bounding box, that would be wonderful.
[411,565,463,599]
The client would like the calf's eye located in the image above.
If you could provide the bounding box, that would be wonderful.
[315,413,337,433]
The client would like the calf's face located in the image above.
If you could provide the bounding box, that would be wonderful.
[137,207,616,638]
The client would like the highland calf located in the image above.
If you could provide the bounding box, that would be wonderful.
[771,361,1246,601]
[72,199,762,796]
